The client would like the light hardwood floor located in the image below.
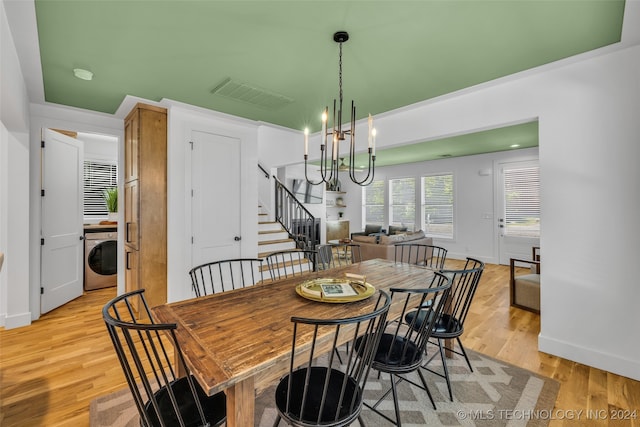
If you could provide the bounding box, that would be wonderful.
[1,261,638,426]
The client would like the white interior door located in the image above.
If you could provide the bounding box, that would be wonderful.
[41,129,84,313]
[496,159,541,265]
[191,131,241,268]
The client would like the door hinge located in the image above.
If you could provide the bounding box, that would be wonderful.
[41,287,44,295]
[41,189,45,197]
[40,238,45,245]
[191,236,194,244]
[191,189,194,197]
[41,140,45,148]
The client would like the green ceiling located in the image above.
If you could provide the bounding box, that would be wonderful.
[34,0,625,134]
[365,121,540,168]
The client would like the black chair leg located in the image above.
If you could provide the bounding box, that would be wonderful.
[438,338,454,401]
[417,367,437,410]
[456,336,473,372]
[272,414,281,427]
[390,373,402,427]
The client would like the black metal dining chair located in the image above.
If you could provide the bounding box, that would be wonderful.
[273,290,391,427]
[103,289,226,427]
[317,243,362,270]
[405,257,485,401]
[362,272,451,425]
[394,243,448,269]
[265,249,318,280]
[189,258,264,296]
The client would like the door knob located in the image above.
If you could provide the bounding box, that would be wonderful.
[234,236,242,241]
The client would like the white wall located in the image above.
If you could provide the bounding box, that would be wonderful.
[536,45,640,381]
[80,132,118,162]
[0,123,31,329]
[1,0,32,328]
[164,100,259,303]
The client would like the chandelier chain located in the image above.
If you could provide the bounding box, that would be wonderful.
[338,42,343,111]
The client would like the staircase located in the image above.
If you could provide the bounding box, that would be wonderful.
[258,208,312,277]
[258,219,296,257]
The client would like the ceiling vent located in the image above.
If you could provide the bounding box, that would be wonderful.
[211,78,294,110]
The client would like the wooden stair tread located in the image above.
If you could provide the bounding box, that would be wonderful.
[259,229,287,235]
[258,238,294,246]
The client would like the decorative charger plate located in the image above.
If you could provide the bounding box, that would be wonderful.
[296,277,375,303]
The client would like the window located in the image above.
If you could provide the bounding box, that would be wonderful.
[503,166,540,237]
[421,174,454,239]
[83,160,117,217]
[389,178,415,227]
[362,180,385,225]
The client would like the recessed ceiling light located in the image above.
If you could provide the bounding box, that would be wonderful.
[510,144,520,148]
[73,68,93,81]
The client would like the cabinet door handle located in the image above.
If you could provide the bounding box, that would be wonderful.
[234,236,242,241]
[126,222,131,242]
[126,251,131,270]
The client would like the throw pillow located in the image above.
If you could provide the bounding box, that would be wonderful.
[388,225,408,235]
[363,224,383,235]
[351,235,378,244]
[379,234,405,245]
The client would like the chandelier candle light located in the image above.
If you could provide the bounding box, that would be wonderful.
[304,31,376,188]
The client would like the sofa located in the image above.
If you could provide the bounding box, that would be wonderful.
[351,230,433,262]
[350,224,409,240]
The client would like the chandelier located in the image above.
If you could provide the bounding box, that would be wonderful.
[304,31,376,188]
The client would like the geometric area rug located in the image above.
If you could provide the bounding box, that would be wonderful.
[90,349,559,427]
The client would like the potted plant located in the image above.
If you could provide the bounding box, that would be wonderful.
[102,187,118,221]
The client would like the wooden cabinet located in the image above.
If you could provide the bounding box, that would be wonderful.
[124,247,139,306]
[124,112,138,183]
[124,181,138,249]
[123,103,167,309]
[326,220,350,241]
[326,191,349,241]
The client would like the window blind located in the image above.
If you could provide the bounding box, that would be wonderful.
[504,166,540,237]
[422,174,454,238]
[362,180,385,225]
[84,160,117,217]
[389,178,415,226]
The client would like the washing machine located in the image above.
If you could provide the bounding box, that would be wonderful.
[84,230,117,290]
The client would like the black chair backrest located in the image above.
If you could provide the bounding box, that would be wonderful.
[265,250,317,280]
[317,244,362,270]
[276,291,391,425]
[102,289,225,427]
[379,272,452,369]
[394,243,448,268]
[440,257,485,332]
[189,258,264,296]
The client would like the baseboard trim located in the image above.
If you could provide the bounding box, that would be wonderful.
[4,311,32,329]
[539,333,640,381]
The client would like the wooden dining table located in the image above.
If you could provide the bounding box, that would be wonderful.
[152,258,436,427]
